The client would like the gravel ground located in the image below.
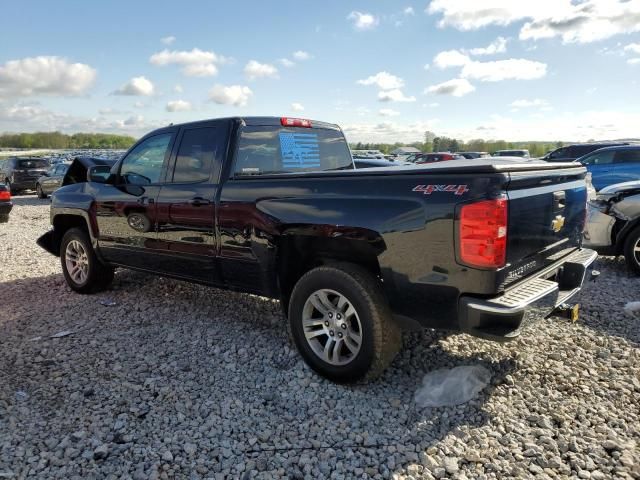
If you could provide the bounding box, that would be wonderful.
[0,195,639,480]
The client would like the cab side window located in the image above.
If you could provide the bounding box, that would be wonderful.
[581,150,615,165]
[614,149,640,164]
[120,133,173,185]
[172,127,218,183]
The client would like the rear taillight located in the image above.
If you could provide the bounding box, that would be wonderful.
[459,198,508,269]
[442,154,454,161]
[0,190,10,201]
[280,117,312,128]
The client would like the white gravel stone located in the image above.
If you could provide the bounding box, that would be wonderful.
[0,196,639,479]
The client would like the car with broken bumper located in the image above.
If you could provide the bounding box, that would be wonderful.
[37,116,597,382]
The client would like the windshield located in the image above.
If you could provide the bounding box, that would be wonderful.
[234,126,353,176]
[18,159,49,169]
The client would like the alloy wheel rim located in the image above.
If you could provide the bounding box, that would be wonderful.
[634,238,640,264]
[302,289,363,366]
[65,240,89,284]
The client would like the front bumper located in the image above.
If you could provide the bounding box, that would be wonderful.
[459,248,598,341]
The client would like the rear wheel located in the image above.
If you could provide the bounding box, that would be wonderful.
[623,226,640,275]
[5,180,15,195]
[60,228,114,293]
[36,183,47,199]
[288,263,401,383]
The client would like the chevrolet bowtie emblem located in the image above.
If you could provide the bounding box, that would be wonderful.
[551,215,565,233]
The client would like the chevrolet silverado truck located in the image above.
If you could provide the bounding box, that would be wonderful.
[38,117,597,382]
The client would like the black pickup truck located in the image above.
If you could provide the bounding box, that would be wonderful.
[38,117,597,382]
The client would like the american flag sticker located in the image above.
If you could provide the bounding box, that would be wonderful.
[279,132,321,168]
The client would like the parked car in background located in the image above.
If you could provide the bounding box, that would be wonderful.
[0,157,50,194]
[493,150,530,158]
[584,180,640,274]
[543,142,629,162]
[0,183,11,223]
[351,149,385,159]
[36,163,70,198]
[576,145,640,191]
[456,152,490,159]
[36,115,596,382]
[409,152,465,164]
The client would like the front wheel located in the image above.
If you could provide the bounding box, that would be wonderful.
[60,228,114,293]
[36,184,47,199]
[623,226,640,275]
[288,264,401,383]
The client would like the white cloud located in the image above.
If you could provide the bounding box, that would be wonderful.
[244,60,279,80]
[347,11,379,31]
[378,89,416,102]
[174,84,183,93]
[427,0,640,44]
[404,7,415,15]
[149,48,230,77]
[161,36,176,45]
[279,58,295,68]
[433,50,471,69]
[628,58,640,65]
[510,98,549,108]
[624,43,640,55]
[166,100,192,112]
[0,56,96,98]
[468,36,508,55]
[379,108,400,117]
[208,84,253,107]
[357,71,405,90]
[291,102,305,111]
[425,78,476,97]
[133,101,145,108]
[461,58,547,81]
[292,50,311,61]
[342,120,439,143]
[113,76,155,96]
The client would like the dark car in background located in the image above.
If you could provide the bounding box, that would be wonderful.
[493,149,530,158]
[353,158,402,169]
[456,152,490,159]
[577,145,640,191]
[543,143,629,162]
[0,183,11,223]
[410,152,465,164]
[36,163,70,198]
[0,157,50,194]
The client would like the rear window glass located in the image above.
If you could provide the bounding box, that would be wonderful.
[233,126,353,176]
[18,159,48,169]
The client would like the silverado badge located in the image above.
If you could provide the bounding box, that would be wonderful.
[551,215,565,233]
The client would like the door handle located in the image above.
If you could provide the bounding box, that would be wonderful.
[189,197,211,206]
[137,197,154,205]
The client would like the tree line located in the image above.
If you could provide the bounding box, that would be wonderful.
[0,132,136,150]
[351,131,566,157]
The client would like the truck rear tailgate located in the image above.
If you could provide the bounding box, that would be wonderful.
[504,166,587,287]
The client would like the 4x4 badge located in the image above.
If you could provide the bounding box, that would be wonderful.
[551,215,565,232]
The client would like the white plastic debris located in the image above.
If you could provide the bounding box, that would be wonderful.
[100,299,117,307]
[414,365,492,408]
[49,330,73,338]
[15,391,28,401]
[623,302,640,318]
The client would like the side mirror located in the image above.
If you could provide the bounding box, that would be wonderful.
[87,165,112,183]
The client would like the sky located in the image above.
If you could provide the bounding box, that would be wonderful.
[1,0,640,143]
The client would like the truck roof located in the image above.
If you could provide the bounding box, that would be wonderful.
[148,116,342,137]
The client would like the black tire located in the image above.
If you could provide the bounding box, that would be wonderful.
[288,263,401,383]
[6,180,15,196]
[60,227,114,293]
[623,226,640,275]
[0,214,8,224]
[36,184,47,199]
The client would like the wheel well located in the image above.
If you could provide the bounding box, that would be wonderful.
[277,235,383,306]
[613,218,640,254]
[52,215,90,254]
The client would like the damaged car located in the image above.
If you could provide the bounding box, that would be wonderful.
[584,180,640,274]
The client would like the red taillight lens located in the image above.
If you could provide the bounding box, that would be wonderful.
[280,117,312,128]
[0,190,10,201]
[442,154,454,160]
[459,198,508,268]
